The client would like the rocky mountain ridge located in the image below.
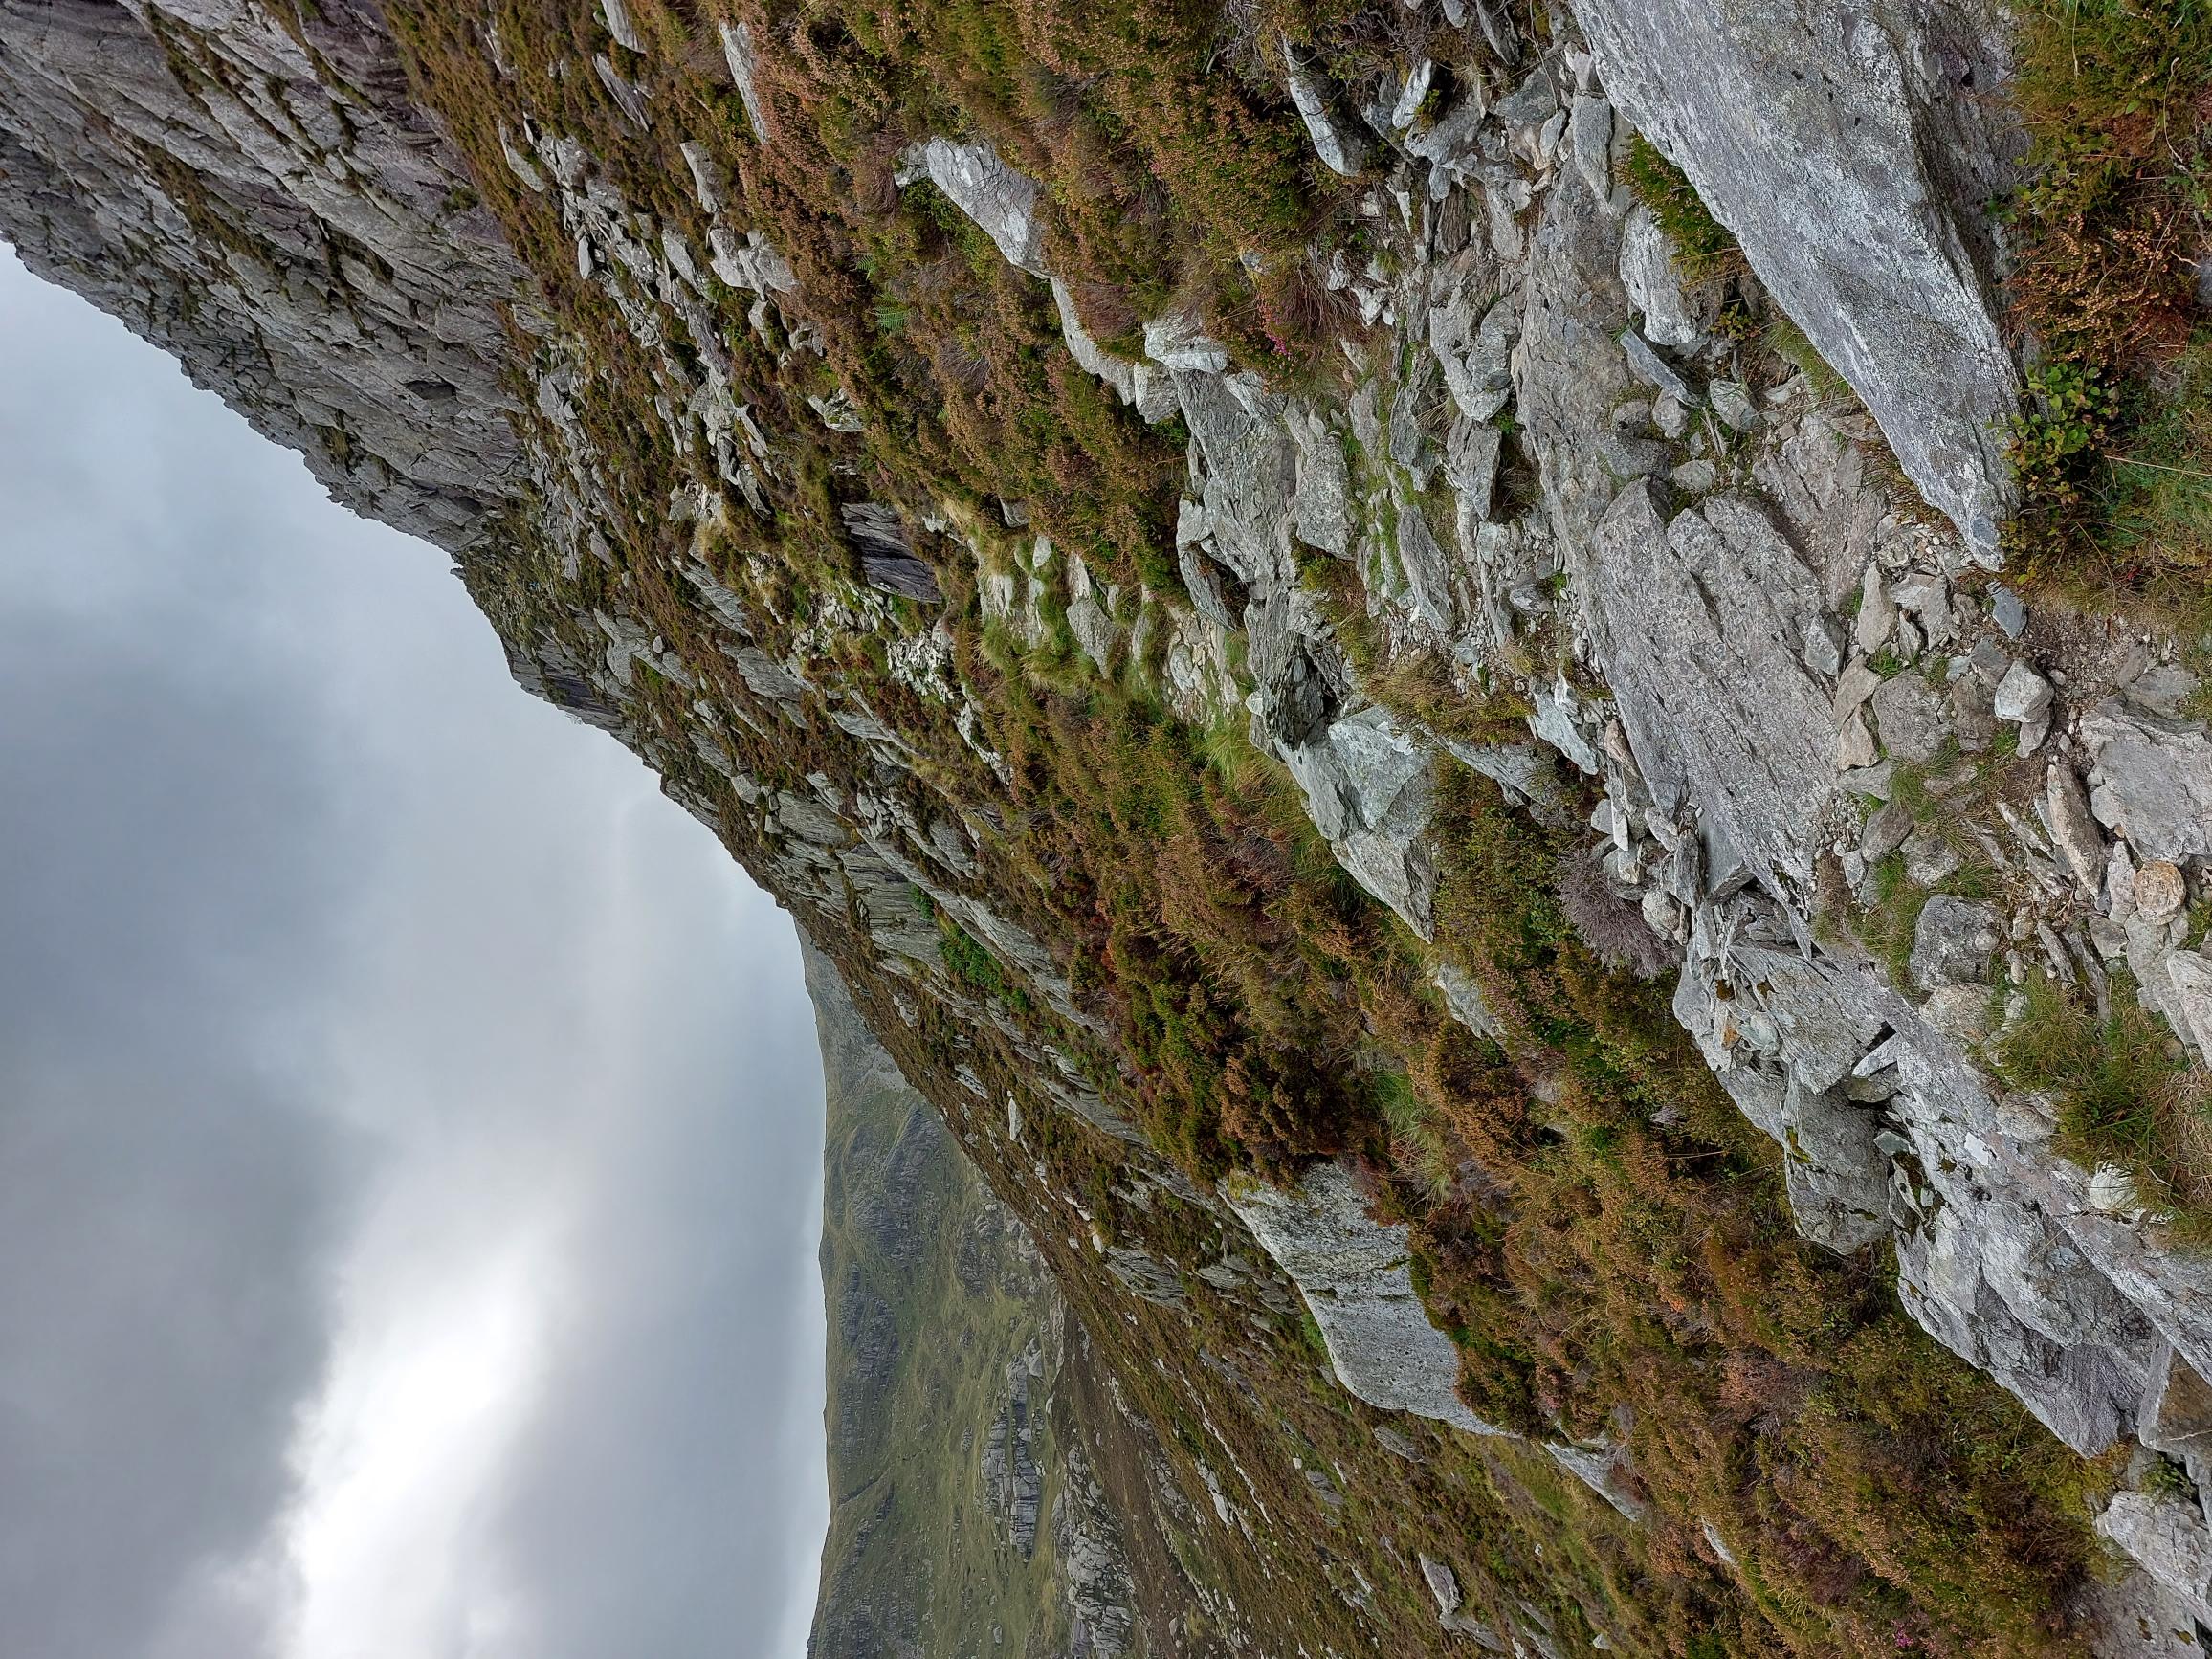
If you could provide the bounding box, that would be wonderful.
[807,939,1194,1658]
[10,0,2212,1651]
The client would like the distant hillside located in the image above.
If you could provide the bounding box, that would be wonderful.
[804,943,1216,1659]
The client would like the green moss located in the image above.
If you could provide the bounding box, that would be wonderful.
[1618,133,1741,277]
[1762,315,1848,400]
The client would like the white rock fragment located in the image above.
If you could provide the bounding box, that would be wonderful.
[719,21,773,140]
[1993,659,2053,726]
[1283,44,1365,176]
[600,0,644,52]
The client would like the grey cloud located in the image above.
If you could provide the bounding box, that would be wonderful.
[0,265,361,1659]
[484,896,827,1659]
[0,244,827,1659]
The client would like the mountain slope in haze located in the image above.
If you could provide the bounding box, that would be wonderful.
[805,943,1220,1659]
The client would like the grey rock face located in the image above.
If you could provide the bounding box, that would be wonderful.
[1568,0,2019,559]
[905,136,1049,276]
[2082,698,2212,863]
[0,0,533,554]
[1225,1161,1499,1436]
[1586,481,1836,891]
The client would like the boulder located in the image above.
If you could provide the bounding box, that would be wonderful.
[2043,763,2106,892]
[1993,659,2052,726]
[1225,1161,1500,1435]
[906,136,1049,276]
[1910,896,2000,989]
[1869,672,1948,763]
[2082,698,2212,862]
[2135,859,2188,925]
[2096,1493,2212,1623]
[1279,707,1439,939]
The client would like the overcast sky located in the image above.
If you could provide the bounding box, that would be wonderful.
[0,246,829,1659]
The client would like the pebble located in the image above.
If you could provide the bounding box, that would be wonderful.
[1710,378,1761,431]
[1990,585,2027,638]
[1854,567,1894,654]
[2135,858,2188,924]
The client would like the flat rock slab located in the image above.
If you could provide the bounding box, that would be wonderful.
[1226,1161,1499,1436]
[1589,480,1836,889]
[1569,0,2017,558]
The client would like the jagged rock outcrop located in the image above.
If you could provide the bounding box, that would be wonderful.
[0,0,532,552]
[1566,0,2022,562]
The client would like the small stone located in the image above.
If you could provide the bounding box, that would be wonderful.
[1860,799,1912,859]
[1833,657,1882,723]
[2090,915,2131,961]
[2045,763,2107,891]
[1901,827,1961,887]
[1373,1425,1426,1462]
[2020,709,2052,756]
[1910,895,2002,988]
[1990,585,2027,638]
[1390,58,1435,129]
[1567,95,1615,199]
[1641,887,1684,940]
[1922,983,1993,1043]
[1838,760,1894,800]
[2082,697,2212,860]
[2107,841,2138,919]
[1803,615,1845,678]
[1993,659,2053,725]
[1950,673,1996,753]
[1968,638,2011,683]
[2167,953,2212,1065]
[1670,459,1717,492]
[2135,859,2188,925]
[1710,378,1761,431]
[1619,328,1695,405]
[1854,566,1895,655]
[2127,664,2201,718]
[1836,708,1878,770]
[1652,391,1690,439]
[1869,672,1949,763]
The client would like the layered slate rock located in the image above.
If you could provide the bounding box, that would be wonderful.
[1588,481,1837,892]
[1568,0,2019,560]
[1225,1161,1499,1436]
[0,0,532,552]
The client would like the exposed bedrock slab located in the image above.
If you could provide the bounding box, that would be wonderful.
[1568,0,2020,560]
[1225,1161,1499,1436]
[1588,480,1837,892]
